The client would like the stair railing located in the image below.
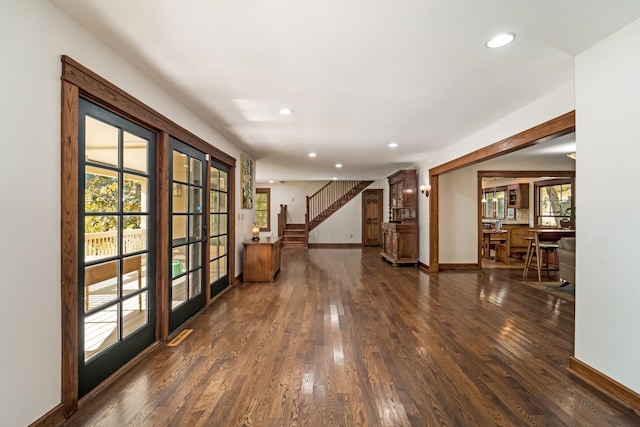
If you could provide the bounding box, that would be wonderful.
[306,180,363,226]
[304,213,309,247]
[278,204,287,237]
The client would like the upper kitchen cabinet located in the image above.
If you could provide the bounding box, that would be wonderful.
[507,183,529,209]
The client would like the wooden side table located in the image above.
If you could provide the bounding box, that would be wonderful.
[243,236,282,282]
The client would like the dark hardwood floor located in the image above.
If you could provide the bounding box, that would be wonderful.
[65,247,639,426]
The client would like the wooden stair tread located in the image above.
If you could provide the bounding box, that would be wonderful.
[285,223,305,229]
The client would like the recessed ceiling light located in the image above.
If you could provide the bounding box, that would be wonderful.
[335,163,343,168]
[333,177,338,180]
[388,142,398,148]
[486,32,515,49]
[308,152,317,158]
[278,108,293,116]
[269,180,274,183]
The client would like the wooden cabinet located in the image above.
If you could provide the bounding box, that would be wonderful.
[381,222,418,265]
[243,237,281,282]
[507,183,529,209]
[381,169,418,265]
[388,169,417,222]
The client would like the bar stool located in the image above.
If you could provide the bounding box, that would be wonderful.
[523,232,559,282]
[522,236,535,280]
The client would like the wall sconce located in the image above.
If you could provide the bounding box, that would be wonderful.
[251,222,260,241]
[419,184,431,198]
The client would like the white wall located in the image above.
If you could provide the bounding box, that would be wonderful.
[310,180,387,244]
[309,194,363,244]
[418,83,575,264]
[0,2,246,425]
[260,181,326,227]
[574,17,640,393]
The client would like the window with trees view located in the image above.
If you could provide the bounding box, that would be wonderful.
[534,179,573,227]
[482,189,506,218]
[85,174,143,232]
[255,188,270,231]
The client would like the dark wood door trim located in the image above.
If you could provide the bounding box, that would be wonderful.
[428,111,576,272]
[428,174,438,272]
[156,132,170,340]
[61,80,80,417]
[61,56,237,168]
[430,111,575,176]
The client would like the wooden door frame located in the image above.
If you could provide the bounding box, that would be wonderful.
[428,111,575,272]
[361,189,383,247]
[60,56,236,418]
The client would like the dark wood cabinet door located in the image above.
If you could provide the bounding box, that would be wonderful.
[362,189,383,246]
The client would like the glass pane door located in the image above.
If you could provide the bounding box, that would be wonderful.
[78,99,156,397]
[209,161,230,296]
[169,138,206,332]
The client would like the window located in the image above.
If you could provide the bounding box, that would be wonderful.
[255,188,270,231]
[534,179,573,227]
[482,189,506,218]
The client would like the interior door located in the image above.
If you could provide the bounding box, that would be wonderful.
[362,189,383,246]
[169,138,206,332]
[78,99,156,397]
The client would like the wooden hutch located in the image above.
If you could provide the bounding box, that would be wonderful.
[381,169,419,265]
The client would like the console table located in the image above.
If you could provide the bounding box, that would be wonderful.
[243,236,282,282]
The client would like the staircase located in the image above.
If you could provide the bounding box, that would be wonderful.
[307,180,374,231]
[281,223,307,248]
[278,180,373,248]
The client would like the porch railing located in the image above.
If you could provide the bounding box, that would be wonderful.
[85,229,146,257]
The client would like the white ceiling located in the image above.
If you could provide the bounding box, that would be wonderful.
[51,0,640,182]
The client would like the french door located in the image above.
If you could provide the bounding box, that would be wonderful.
[209,160,230,296]
[169,138,207,332]
[61,58,238,415]
[78,99,156,397]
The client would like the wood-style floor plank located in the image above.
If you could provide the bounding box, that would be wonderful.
[65,248,640,426]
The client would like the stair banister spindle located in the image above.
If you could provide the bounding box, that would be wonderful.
[306,180,373,231]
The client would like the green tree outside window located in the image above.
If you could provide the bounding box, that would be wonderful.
[255,188,270,231]
[85,174,142,232]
